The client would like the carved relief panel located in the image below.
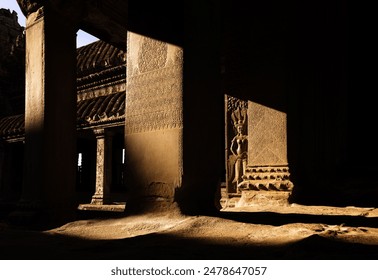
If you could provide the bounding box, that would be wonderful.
[225,96,293,195]
[126,33,184,134]
[225,95,248,194]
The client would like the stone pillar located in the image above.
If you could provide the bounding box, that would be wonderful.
[236,101,294,207]
[180,1,223,213]
[13,1,77,225]
[91,128,113,205]
[125,1,222,214]
[125,33,184,212]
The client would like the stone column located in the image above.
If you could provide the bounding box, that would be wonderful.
[13,1,77,225]
[125,1,222,214]
[91,128,113,205]
[235,101,294,207]
[125,33,184,212]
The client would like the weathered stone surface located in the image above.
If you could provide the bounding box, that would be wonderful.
[19,7,77,224]
[125,32,184,211]
[248,101,287,166]
[235,190,291,207]
[91,129,113,205]
[239,166,294,192]
[126,33,183,134]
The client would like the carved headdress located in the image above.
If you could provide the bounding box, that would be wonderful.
[231,107,247,129]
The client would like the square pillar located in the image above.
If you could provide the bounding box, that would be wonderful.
[235,101,294,207]
[125,1,222,214]
[91,128,113,205]
[12,4,77,225]
[125,33,184,212]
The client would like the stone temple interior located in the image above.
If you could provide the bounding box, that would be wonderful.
[1,0,378,260]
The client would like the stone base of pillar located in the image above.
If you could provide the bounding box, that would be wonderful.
[90,194,110,205]
[221,190,292,209]
[235,190,292,208]
[237,166,294,192]
[78,203,126,212]
[126,197,183,216]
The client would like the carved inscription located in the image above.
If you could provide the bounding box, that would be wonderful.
[126,34,183,134]
[126,34,184,134]
[126,65,183,134]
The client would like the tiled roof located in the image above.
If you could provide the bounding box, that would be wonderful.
[0,114,24,139]
[76,40,126,78]
[0,40,126,140]
[77,91,125,126]
[0,91,125,139]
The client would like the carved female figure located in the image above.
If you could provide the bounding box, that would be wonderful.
[230,107,248,192]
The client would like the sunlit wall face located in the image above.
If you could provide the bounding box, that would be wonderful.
[124,32,184,203]
[248,101,287,167]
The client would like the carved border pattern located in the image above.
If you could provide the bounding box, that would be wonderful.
[126,65,183,134]
[239,166,294,191]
